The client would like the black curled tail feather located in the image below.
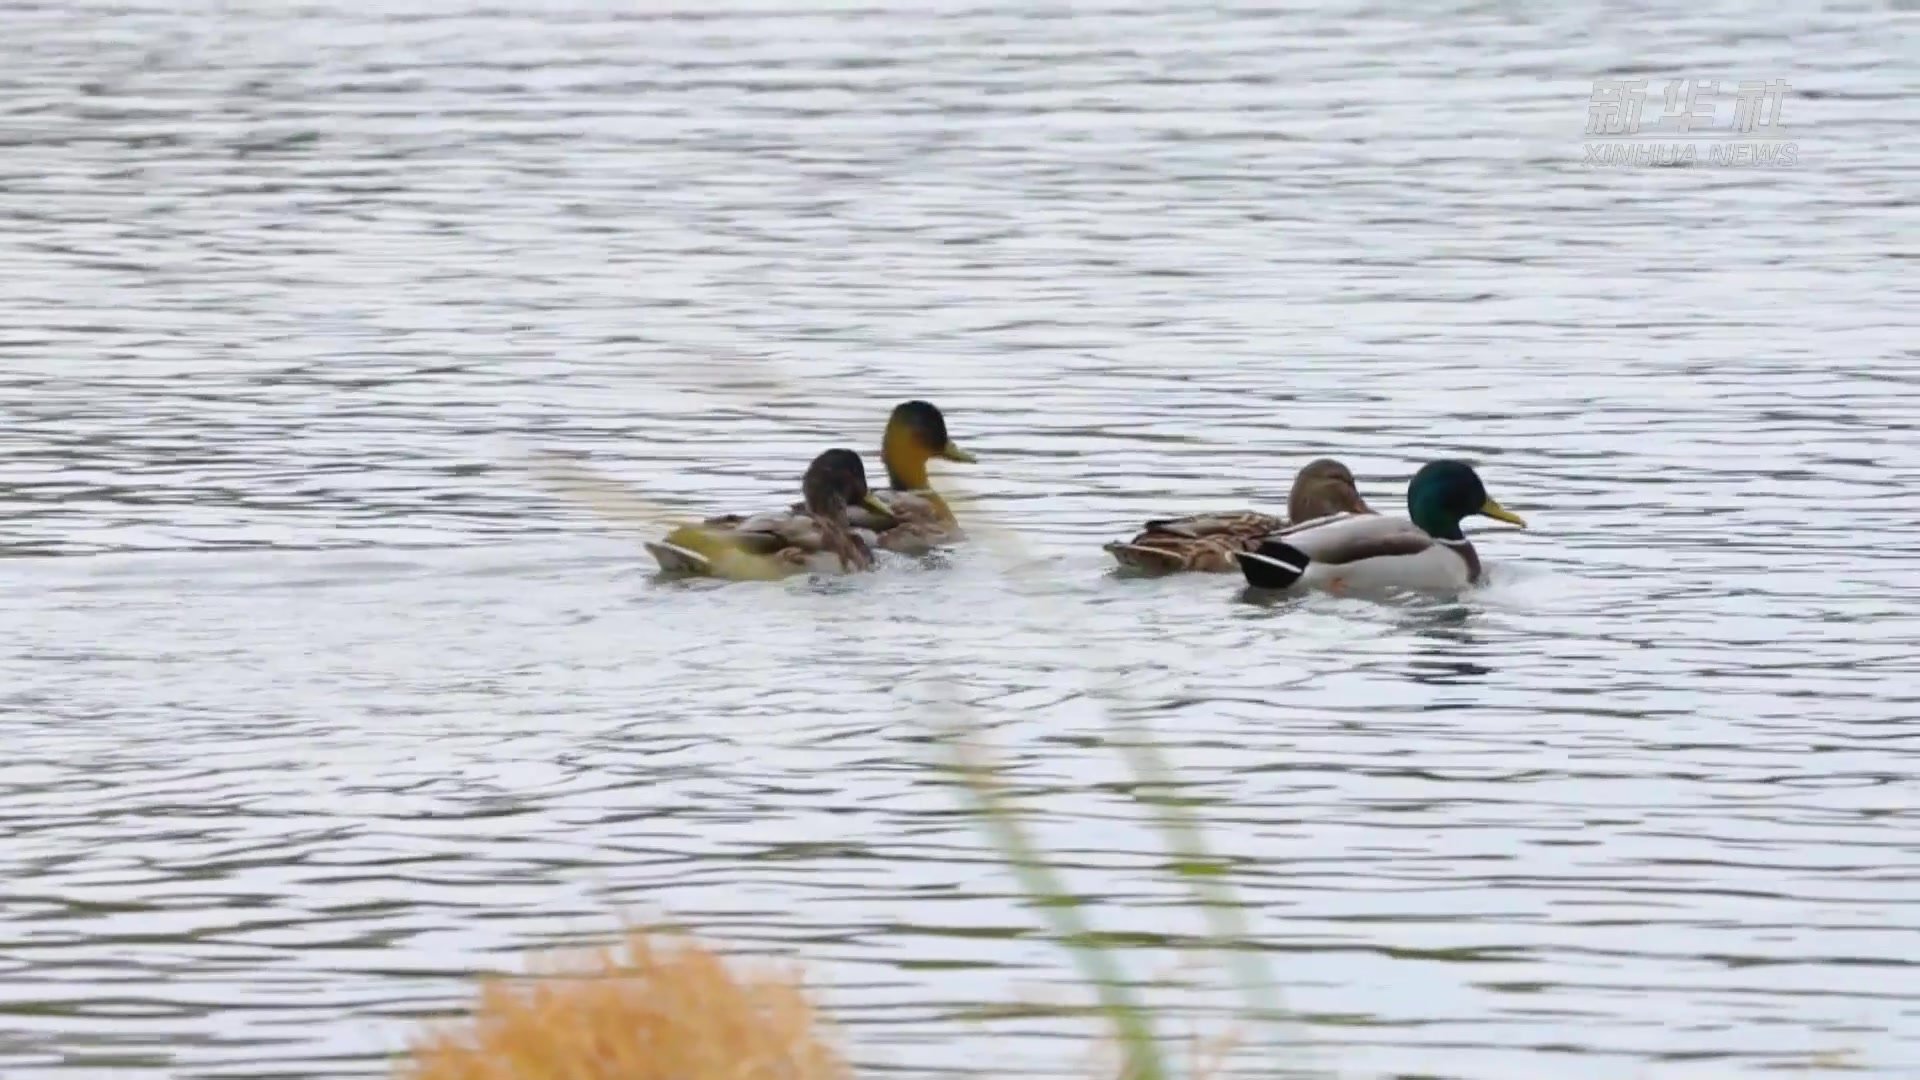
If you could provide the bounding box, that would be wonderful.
[1235,539,1309,589]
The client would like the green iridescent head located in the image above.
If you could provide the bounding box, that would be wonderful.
[1407,460,1526,540]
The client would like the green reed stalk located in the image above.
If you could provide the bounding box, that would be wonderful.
[935,477,1301,1074]
[932,722,1169,1080]
[1105,703,1291,1044]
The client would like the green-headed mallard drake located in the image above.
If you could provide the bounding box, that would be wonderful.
[1235,459,1526,593]
[644,448,893,580]
[1104,458,1374,574]
[789,400,977,556]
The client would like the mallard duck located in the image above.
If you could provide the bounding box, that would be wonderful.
[1104,458,1374,574]
[1235,459,1526,593]
[644,449,893,580]
[789,400,977,556]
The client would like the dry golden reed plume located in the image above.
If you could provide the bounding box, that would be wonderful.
[396,927,850,1080]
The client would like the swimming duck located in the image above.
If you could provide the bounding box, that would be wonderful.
[789,400,978,556]
[1104,458,1374,574]
[644,449,892,580]
[1235,459,1525,593]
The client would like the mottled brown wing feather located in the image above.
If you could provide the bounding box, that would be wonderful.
[767,515,829,551]
[688,508,830,557]
[877,489,948,523]
[1137,510,1285,539]
[1104,533,1250,573]
[1106,510,1284,573]
[792,489,953,535]
[876,521,949,556]
[676,513,785,556]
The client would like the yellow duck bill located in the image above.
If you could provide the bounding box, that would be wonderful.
[1480,497,1527,528]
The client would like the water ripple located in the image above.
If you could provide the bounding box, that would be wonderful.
[4,0,1918,1077]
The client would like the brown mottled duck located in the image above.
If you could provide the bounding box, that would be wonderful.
[644,449,891,580]
[788,400,978,557]
[1105,457,1374,574]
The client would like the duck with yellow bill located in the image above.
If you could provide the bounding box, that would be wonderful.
[1235,459,1526,593]
[645,449,891,580]
[789,400,978,556]
[1105,458,1374,574]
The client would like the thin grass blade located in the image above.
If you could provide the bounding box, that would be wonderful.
[527,453,689,535]
[928,717,1168,1080]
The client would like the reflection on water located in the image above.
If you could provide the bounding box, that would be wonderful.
[3,0,1918,1077]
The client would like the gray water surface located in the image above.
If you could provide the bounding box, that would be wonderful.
[3,2,1918,1077]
